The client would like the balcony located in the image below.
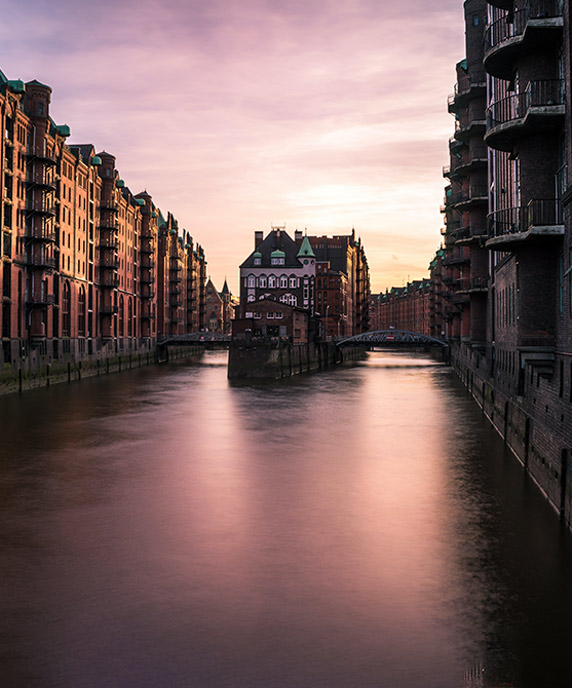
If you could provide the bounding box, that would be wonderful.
[26,254,57,271]
[100,259,120,270]
[455,225,488,244]
[25,228,56,243]
[447,75,486,114]
[25,201,56,217]
[486,198,564,249]
[453,148,488,176]
[452,185,488,210]
[26,146,57,165]
[485,80,564,151]
[454,117,486,143]
[100,201,119,213]
[99,222,119,232]
[484,1,564,80]
[456,277,489,293]
[98,238,119,250]
[26,293,55,307]
[449,135,465,153]
[25,173,57,191]
[442,252,470,267]
[101,277,120,288]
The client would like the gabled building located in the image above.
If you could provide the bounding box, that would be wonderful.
[238,226,316,314]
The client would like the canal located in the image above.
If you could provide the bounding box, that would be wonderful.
[1,350,572,687]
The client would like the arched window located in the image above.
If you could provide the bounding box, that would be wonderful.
[247,275,256,288]
[128,297,133,337]
[119,295,125,337]
[268,276,276,288]
[280,293,297,306]
[280,275,288,288]
[78,287,86,336]
[259,275,267,288]
[247,294,255,302]
[62,281,71,337]
[289,276,297,288]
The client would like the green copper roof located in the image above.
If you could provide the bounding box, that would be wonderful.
[116,179,125,188]
[8,80,25,93]
[253,250,262,257]
[271,249,286,257]
[297,235,315,258]
[135,198,145,206]
[91,156,102,165]
[169,228,177,235]
[56,124,70,137]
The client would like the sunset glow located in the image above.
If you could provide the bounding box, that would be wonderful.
[1,0,465,293]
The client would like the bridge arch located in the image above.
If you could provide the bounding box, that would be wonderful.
[336,330,448,348]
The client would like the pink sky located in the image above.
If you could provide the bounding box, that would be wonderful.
[1,0,465,294]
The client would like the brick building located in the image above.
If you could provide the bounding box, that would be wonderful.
[437,0,572,527]
[204,277,234,334]
[370,279,431,335]
[0,70,207,370]
[237,226,370,340]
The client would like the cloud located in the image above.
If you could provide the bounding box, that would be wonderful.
[0,0,465,293]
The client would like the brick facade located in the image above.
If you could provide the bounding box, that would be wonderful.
[0,70,208,371]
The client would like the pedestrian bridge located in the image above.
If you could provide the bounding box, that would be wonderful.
[158,332,231,346]
[336,330,448,348]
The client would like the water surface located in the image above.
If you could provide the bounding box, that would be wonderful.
[1,350,571,687]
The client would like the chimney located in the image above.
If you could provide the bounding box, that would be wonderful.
[295,230,303,242]
[254,231,263,248]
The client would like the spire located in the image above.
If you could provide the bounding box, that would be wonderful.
[296,235,315,258]
[221,278,230,295]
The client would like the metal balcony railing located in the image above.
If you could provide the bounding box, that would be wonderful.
[487,79,564,128]
[488,199,563,237]
[486,1,563,52]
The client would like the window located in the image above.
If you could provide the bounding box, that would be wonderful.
[259,276,267,288]
[253,312,262,319]
[254,257,261,266]
[247,275,255,288]
[268,276,276,288]
[62,281,71,336]
[247,294,255,302]
[78,287,86,336]
[275,312,283,319]
[280,275,288,288]
[267,312,275,319]
[280,293,297,306]
[289,276,297,288]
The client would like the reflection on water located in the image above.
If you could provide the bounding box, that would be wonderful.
[1,350,572,687]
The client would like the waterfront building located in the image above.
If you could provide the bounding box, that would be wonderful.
[232,298,309,344]
[0,69,208,370]
[370,279,431,335]
[238,226,316,314]
[204,277,234,333]
[439,0,572,526]
[237,226,370,340]
[303,229,370,337]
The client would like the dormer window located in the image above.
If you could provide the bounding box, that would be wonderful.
[254,256,261,266]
